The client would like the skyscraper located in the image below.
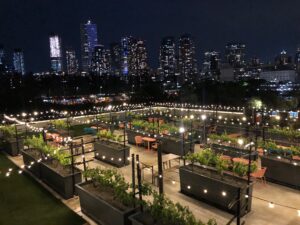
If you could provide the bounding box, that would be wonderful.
[65,48,78,74]
[110,42,122,76]
[80,20,98,72]
[178,34,198,81]
[91,45,110,76]
[201,51,220,80]
[295,48,300,75]
[49,34,63,73]
[121,36,135,77]
[13,48,25,75]
[0,44,9,73]
[130,39,149,78]
[159,36,176,79]
[225,43,246,67]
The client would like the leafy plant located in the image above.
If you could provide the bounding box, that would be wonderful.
[0,125,16,138]
[233,162,257,177]
[51,120,68,130]
[83,168,151,207]
[186,148,257,176]
[148,191,217,225]
[25,135,71,167]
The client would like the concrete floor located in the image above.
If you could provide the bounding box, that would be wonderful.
[8,140,300,225]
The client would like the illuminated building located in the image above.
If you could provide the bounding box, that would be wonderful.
[130,39,149,78]
[91,45,111,76]
[49,34,63,73]
[225,43,246,67]
[121,36,135,78]
[295,48,300,75]
[178,34,198,81]
[201,51,220,80]
[110,42,122,76]
[275,50,292,68]
[159,36,176,79]
[80,20,98,72]
[0,44,7,73]
[65,48,78,74]
[13,48,25,75]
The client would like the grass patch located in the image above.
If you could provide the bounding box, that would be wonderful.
[0,153,86,225]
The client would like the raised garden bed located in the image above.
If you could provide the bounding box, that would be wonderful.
[76,181,136,225]
[179,164,253,215]
[21,148,42,178]
[2,138,23,156]
[126,129,147,145]
[94,140,130,167]
[159,136,193,156]
[211,143,258,160]
[261,155,300,189]
[40,160,82,199]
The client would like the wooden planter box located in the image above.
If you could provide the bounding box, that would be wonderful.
[21,149,42,178]
[94,141,130,167]
[211,144,258,161]
[261,155,300,189]
[40,161,82,199]
[179,165,253,216]
[76,182,136,225]
[3,138,23,156]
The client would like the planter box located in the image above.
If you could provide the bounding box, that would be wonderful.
[212,144,258,161]
[130,212,175,225]
[94,141,130,167]
[179,165,253,215]
[159,136,193,156]
[261,155,300,189]
[21,149,42,178]
[126,130,147,145]
[76,182,136,225]
[3,138,23,156]
[40,162,82,199]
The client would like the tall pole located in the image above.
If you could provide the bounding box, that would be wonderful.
[136,154,143,212]
[131,154,136,208]
[157,142,164,194]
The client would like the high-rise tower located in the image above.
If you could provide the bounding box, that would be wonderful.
[80,20,98,72]
[49,34,63,73]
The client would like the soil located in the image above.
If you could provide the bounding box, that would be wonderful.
[184,164,248,187]
[82,182,131,211]
[43,160,76,176]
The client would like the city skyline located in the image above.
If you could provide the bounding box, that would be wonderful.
[1,0,300,72]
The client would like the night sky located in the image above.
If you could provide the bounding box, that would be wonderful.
[1,0,300,72]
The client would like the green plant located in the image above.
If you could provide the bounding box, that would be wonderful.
[148,191,217,225]
[233,162,257,177]
[186,149,257,176]
[24,135,71,167]
[0,125,16,138]
[52,120,68,130]
[83,168,151,207]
